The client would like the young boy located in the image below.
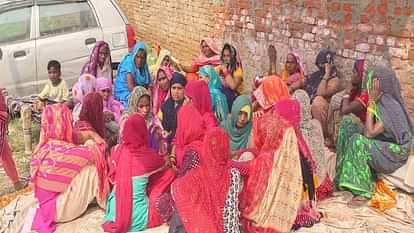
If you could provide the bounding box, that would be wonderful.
[38,60,69,105]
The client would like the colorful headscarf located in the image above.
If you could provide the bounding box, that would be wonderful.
[192,37,221,68]
[79,92,105,138]
[149,49,177,77]
[117,42,151,87]
[152,66,174,115]
[222,95,252,151]
[80,41,112,78]
[253,75,290,110]
[282,52,305,85]
[72,73,97,103]
[174,104,206,169]
[96,77,123,122]
[199,66,229,123]
[220,43,242,75]
[172,127,232,233]
[184,80,218,127]
[102,114,164,233]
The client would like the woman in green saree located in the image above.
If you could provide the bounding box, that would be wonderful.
[335,65,412,200]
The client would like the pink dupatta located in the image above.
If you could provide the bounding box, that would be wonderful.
[152,66,173,115]
[191,37,221,69]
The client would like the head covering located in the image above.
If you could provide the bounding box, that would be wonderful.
[192,37,221,68]
[170,72,187,87]
[96,77,123,122]
[0,92,8,156]
[303,48,338,102]
[354,59,365,81]
[152,66,174,115]
[174,104,206,168]
[185,80,213,116]
[72,74,97,103]
[103,114,164,233]
[172,127,231,233]
[282,52,305,85]
[81,41,112,77]
[33,104,73,154]
[149,49,178,76]
[117,42,151,86]
[199,65,222,90]
[223,95,252,151]
[126,86,150,114]
[273,99,317,171]
[371,65,413,145]
[199,66,229,123]
[253,75,290,110]
[221,43,242,74]
[79,92,105,138]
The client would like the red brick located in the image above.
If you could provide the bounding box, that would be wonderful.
[344,39,354,49]
[365,3,376,14]
[342,3,352,13]
[394,7,402,16]
[255,10,267,18]
[360,14,370,24]
[344,13,353,25]
[377,4,387,16]
[328,2,340,12]
[408,49,414,60]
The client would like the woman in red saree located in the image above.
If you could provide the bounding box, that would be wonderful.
[73,92,116,150]
[180,37,221,81]
[252,75,290,114]
[184,80,218,127]
[171,125,244,233]
[171,104,206,170]
[273,99,324,229]
[240,111,303,233]
[102,114,168,232]
[0,90,25,190]
[31,104,108,233]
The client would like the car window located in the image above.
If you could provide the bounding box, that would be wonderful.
[0,7,31,44]
[39,2,97,37]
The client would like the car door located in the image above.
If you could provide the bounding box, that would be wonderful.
[0,4,37,96]
[35,0,103,89]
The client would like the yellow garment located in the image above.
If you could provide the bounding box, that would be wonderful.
[215,66,245,94]
[38,79,69,102]
[369,179,397,212]
[149,49,178,77]
[240,105,251,120]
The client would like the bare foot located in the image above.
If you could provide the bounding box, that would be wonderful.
[13,181,28,191]
[347,196,368,208]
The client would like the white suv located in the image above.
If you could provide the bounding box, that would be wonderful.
[0,0,136,96]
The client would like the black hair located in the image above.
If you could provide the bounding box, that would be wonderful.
[47,60,61,71]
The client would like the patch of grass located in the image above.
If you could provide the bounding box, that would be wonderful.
[0,119,40,196]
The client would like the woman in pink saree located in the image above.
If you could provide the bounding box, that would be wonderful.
[31,104,108,233]
[180,37,221,81]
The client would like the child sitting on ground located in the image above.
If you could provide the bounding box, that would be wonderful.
[36,60,69,110]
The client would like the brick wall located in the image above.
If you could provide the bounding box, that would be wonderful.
[116,0,414,116]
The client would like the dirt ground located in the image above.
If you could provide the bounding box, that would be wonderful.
[0,119,40,197]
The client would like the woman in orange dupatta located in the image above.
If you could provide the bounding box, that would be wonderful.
[252,75,290,114]
[240,111,303,233]
[31,104,108,233]
[179,37,221,81]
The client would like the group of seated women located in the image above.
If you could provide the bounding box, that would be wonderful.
[27,37,412,233]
